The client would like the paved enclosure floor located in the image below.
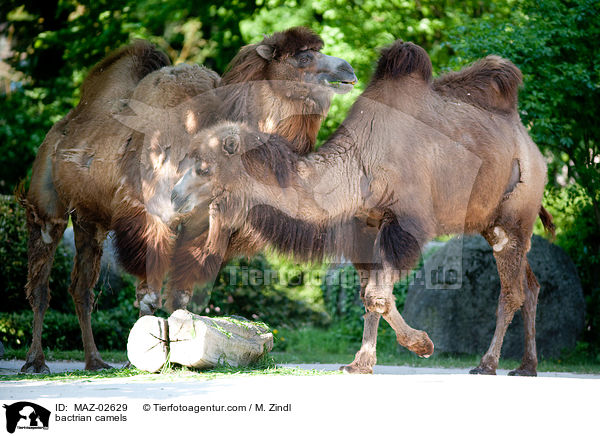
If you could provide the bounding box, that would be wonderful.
[2,359,600,378]
[2,360,598,435]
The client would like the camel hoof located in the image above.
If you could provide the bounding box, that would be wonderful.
[408,332,434,358]
[20,361,50,374]
[85,359,112,371]
[469,366,496,375]
[508,368,537,377]
[339,364,373,374]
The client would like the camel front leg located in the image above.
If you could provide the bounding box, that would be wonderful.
[364,270,433,358]
[166,203,231,312]
[343,264,433,374]
[70,217,111,371]
[340,311,381,374]
[373,217,434,358]
[134,280,163,316]
[21,211,67,374]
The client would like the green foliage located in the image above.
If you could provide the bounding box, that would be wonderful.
[0,195,73,313]
[541,184,600,349]
[192,254,329,328]
[241,0,513,141]
[0,303,137,350]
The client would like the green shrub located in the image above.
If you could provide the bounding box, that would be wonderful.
[0,303,138,351]
[542,184,600,355]
[191,254,329,329]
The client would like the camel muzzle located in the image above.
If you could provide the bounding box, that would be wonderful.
[317,54,357,93]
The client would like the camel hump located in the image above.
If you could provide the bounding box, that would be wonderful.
[79,40,170,109]
[373,40,433,82]
[132,63,221,109]
[433,55,523,113]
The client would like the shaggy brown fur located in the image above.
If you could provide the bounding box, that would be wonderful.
[20,29,355,373]
[173,40,553,376]
[374,41,432,82]
[433,55,522,114]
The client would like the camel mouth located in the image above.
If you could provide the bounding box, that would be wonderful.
[322,78,356,94]
[329,80,356,94]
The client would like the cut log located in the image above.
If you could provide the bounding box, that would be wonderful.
[168,310,274,369]
[127,315,169,373]
[126,310,274,372]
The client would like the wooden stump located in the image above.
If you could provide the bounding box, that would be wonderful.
[127,310,273,372]
[126,315,169,373]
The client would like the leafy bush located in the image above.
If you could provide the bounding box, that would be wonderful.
[0,303,137,351]
[192,254,329,329]
[0,195,74,313]
[542,184,600,354]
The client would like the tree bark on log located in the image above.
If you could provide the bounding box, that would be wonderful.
[127,310,273,372]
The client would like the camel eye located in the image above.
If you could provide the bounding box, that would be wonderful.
[296,51,313,66]
[195,161,211,176]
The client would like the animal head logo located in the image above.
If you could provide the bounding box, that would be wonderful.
[3,402,50,434]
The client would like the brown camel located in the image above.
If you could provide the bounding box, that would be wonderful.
[170,40,554,376]
[20,28,356,373]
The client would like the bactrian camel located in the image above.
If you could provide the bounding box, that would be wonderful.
[169,40,555,376]
[20,28,356,373]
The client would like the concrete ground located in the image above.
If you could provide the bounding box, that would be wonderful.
[2,360,598,435]
[2,359,600,378]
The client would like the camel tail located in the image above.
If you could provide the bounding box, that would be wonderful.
[13,179,27,207]
[539,206,556,240]
[78,40,170,110]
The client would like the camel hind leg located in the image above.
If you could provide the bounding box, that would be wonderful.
[20,205,67,373]
[508,261,539,376]
[470,224,529,375]
[69,215,111,371]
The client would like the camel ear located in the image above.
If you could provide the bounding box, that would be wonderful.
[222,134,240,155]
[256,44,274,61]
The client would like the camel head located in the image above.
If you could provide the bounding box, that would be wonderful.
[254,30,358,96]
[221,27,357,110]
[170,123,267,215]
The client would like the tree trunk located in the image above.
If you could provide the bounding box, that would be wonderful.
[168,310,273,369]
[127,310,273,372]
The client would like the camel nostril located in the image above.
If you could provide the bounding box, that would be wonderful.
[223,136,239,155]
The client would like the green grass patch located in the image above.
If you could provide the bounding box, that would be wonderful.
[0,353,337,382]
[4,325,600,382]
[272,325,600,374]
[2,347,128,363]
